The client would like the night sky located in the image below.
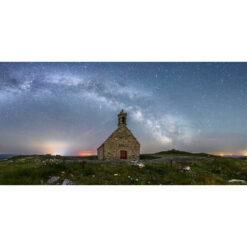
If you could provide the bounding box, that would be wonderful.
[0,62,247,156]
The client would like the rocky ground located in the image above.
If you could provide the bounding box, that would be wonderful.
[0,151,247,185]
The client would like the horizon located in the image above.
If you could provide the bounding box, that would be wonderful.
[0,149,246,157]
[1,62,247,156]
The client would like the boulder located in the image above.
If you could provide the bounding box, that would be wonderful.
[183,166,191,171]
[62,179,76,185]
[229,179,246,184]
[47,176,60,184]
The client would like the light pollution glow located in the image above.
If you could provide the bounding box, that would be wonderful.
[77,152,96,156]
[31,141,69,156]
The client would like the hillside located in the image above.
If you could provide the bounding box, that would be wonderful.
[0,151,247,185]
[155,149,216,157]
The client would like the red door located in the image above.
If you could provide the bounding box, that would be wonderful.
[120,151,127,159]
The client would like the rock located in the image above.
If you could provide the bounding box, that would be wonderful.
[131,161,145,168]
[47,176,60,184]
[229,179,246,184]
[183,166,191,171]
[137,162,145,168]
[62,178,76,185]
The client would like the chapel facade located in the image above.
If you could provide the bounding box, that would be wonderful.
[97,110,140,160]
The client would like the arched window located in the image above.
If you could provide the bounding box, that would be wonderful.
[122,116,125,124]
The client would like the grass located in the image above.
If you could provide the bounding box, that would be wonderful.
[0,153,247,185]
[140,154,160,160]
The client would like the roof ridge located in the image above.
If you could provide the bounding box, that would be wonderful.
[97,126,140,149]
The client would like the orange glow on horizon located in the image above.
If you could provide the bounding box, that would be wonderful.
[213,152,246,157]
[77,151,96,156]
[213,153,232,156]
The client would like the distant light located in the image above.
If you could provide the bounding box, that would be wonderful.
[214,152,240,157]
[36,141,69,156]
[77,152,95,156]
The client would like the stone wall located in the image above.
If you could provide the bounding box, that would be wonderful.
[101,126,140,160]
[97,145,104,160]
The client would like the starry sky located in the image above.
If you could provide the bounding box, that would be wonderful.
[0,62,247,156]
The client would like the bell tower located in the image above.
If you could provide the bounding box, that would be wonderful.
[118,109,127,127]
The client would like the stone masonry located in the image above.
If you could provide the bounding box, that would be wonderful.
[97,110,140,160]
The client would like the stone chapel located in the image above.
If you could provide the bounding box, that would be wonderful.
[97,110,140,160]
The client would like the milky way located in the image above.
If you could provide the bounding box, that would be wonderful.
[0,62,247,155]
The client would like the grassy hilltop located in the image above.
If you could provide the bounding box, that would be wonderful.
[0,150,247,185]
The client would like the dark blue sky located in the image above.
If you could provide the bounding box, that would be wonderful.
[0,62,247,155]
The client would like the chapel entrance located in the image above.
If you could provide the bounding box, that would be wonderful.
[120,150,127,159]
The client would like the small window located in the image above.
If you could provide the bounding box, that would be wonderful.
[122,117,125,124]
